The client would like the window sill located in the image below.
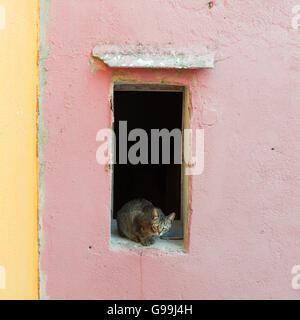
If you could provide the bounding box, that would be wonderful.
[110,220,185,253]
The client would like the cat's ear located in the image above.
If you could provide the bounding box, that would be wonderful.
[152,208,159,219]
[167,212,176,222]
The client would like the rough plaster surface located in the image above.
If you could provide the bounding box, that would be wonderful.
[40,0,300,299]
[38,0,50,300]
[93,43,215,68]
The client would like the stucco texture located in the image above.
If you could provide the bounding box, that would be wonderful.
[40,0,300,299]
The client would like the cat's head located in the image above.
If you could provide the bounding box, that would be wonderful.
[151,208,175,236]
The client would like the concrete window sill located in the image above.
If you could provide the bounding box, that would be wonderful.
[110,220,185,253]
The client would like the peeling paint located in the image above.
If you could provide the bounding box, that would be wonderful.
[88,56,108,73]
[93,43,215,69]
[111,71,140,83]
[38,0,50,300]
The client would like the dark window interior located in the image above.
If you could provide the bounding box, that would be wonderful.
[113,90,182,220]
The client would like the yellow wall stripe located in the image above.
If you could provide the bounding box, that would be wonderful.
[0,0,39,299]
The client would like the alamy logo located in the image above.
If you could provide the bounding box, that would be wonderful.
[96,121,204,176]
[291,265,300,290]
[0,266,6,290]
[292,5,300,29]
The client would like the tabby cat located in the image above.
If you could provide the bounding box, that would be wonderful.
[116,198,175,246]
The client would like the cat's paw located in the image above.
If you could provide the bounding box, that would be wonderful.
[140,237,155,246]
[148,237,155,245]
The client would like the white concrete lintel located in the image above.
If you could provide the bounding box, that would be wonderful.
[93,43,215,69]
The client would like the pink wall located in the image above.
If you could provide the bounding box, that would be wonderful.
[41,0,300,299]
